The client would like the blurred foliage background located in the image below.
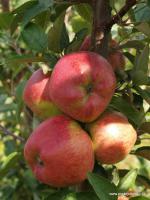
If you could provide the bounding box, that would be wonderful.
[0,0,150,199]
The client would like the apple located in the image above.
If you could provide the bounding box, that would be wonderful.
[80,36,125,71]
[118,196,129,200]
[24,115,94,187]
[49,52,116,122]
[23,69,61,119]
[107,39,125,71]
[88,111,137,164]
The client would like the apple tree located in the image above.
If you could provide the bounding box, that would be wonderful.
[0,0,150,199]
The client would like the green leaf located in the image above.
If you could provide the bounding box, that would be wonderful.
[0,152,20,178]
[6,54,46,65]
[118,169,138,192]
[44,53,59,69]
[87,172,118,200]
[136,22,150,37]
[21,23,48,52]
[48,12,66,52]
[135,44,149,73]
[22,0,54,27]
[132,71,149,86]
[71,15,91,34]
[134,3,150,22]
[66,28,88,53]
[75,3,93,22]
[130,197,150,200]
[13,1,37,14]
[60,23,69,51]
[110,96,144,126]
[120,40,145,50]
[135,147,150,161]
[135,86,150,105]
[0,103,17,112]
[0,12,14,29]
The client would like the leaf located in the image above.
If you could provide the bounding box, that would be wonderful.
[123,52,135,64]
[136,22,150,37]
[135,86,150,105]
[21,23,48,52]
[75,3,93,22]
[48,12,65,52]
[0,103,17,112]
[135,147,150,161]
[0,152,20,178]
[60,23,69,51]
[87,172,118,200]
[120,40,145,50]
[110,96,144,126]
[132,71,149,86]
[22,0,54,27]
[118,169,137,192]
[130,197,150,200]
[134,3,150,22]
[13,1,37,14]
[0,12,14,29]
[71,15,91,34]
[6,54,46,65]
[137,174,150,189]
[66,28,88,53]
[135,44,149,73]
[44,53,59,69]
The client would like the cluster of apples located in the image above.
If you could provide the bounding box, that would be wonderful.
[23,37,137,188]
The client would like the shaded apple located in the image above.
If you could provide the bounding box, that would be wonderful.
[118,196,129,200]
[107,39,125,71]
[49,52,116,122]
[23,69,61,119]
[80,36,125,71]
[88,111,137,164]
[24,115,94,187]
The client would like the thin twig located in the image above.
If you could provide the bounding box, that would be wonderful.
[0,124,25,142]
[107,0,137,29]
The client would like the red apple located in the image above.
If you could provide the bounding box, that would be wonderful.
[108,39,125,71]
[88,111,137,164]
[23,69,61,119]
[24,115,94,187]
[49,52,116,122]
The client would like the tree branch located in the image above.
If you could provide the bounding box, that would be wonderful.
[0,0,9,12]
[107,0,137,29]
[91,0,111,57]
[0,125,25,142]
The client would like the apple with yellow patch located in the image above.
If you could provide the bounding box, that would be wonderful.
[23,69,61,119]
[24,115,94,187]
